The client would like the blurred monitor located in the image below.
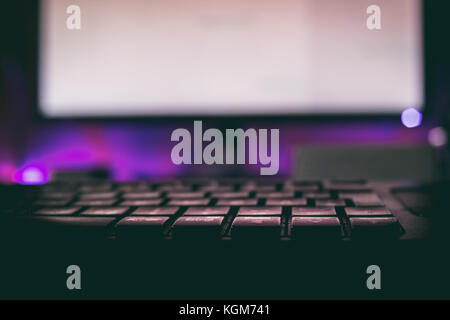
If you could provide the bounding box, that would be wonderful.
[39,0,424,117]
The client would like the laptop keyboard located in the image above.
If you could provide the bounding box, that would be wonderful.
[6,179,403,241]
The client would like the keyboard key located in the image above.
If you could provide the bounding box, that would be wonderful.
[38,192,76,199]
[132,207,179,216]
[33,200,70,207]
[167,192,205,199]
[171,216,224,240]
[339,193,383,206]
[256,192,295,198]
[33,216,115,227]
[168,199,211,206]
[292,207,336,216]
[324,181,371,192]
[211,192,249,199]
[237,207,282,216]
[116,216,169,227]
[116,216,169,239]
[184,207,230,216]
[198,185,234,192]
[30,217,115,238]
[303,192,331,199]
[117,183,151,191]
[157,185,192,192]
[79,184,112,192]
[41,185,77,193]
[155,181,180,185]
[291,217,342,240]
[121,199,163,206]
[74,200,116,206]
[315,199,347,207]
[345,208,393,217]
[79,192,118,200]
[265,199,307,206]
[34,207,81,216]
[181,178,214,186]
[283,183,319,191]
[231,217,281,240]
[350,217,399,239]
[216,199,258,206]
[122,192,161,199]
[241,185,277,191]
[81,207,129,216]
[173,216,223,228]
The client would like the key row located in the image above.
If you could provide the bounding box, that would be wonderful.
[33,194,383,207]
[28,214,400,241]
[39,180,372,193]
[33,206,393,217]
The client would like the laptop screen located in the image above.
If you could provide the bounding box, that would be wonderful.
[39,0,424,117]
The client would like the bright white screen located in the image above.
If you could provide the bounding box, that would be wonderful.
[39,0,424,116]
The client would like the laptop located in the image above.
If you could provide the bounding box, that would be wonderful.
[1,0,449,299]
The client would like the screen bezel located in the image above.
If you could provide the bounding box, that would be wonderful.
[33,0,430,123]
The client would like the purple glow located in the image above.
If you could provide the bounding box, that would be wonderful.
[14,166,49,185]
[1,121,427,183]
[0,164,15,183]
[428,127,448,147]
[401,108,422,128]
